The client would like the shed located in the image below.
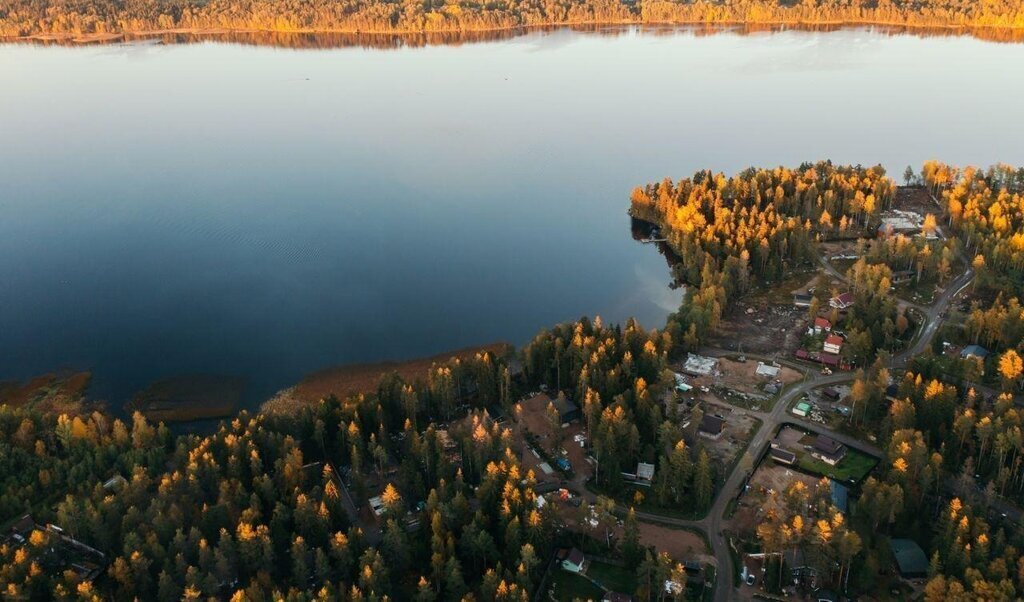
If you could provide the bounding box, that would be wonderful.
[889,538,929,578]
[961,345,990,361]
[636,462,655,482]
[770,446,797,465]
[552,396,580,423]
[698,414,726,439]
[561,547,586,573]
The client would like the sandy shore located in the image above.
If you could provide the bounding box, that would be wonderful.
[261,342,511,414]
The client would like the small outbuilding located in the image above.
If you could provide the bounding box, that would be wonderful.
[890,538,929,579]
[829,292,855,310]
[961,344,990,361]
[552,395,580,423]
[698,414,727,440]
[561,547,586,573]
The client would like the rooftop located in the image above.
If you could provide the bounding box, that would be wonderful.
[552,395,578,417]
[890,538,929,577]
[961,344,989,359]
[682,353,718,376]
[699,414,726,434]
[814,435,844,456]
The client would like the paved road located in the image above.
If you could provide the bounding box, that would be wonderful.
[564,257,975,600]
[698,261,974,601]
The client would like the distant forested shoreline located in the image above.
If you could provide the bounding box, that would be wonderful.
[1,0,1023,43]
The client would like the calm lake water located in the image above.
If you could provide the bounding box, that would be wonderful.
[2,27,1023,411]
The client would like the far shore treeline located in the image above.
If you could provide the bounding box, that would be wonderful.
[1,0,1023,42]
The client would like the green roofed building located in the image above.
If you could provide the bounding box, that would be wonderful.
[889,538,929,578]
[792,402,812,417]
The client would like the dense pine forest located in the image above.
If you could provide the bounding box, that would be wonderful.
[1,0,1023,41]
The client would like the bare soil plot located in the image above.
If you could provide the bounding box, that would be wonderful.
[638,522,712,565]
[687,358,804,409]
[775,426,805,448]
[892,185,940,215]
[706,303,806,358]
[695,403,758,467]
[514,394,593,481]
[730,461,820,537]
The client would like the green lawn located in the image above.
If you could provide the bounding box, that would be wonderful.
[797,447,877,483]
[587,560,637,595]
[551,569,603,601]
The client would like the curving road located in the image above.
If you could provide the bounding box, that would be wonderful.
[698,261,974,601]
[565,257,974,600]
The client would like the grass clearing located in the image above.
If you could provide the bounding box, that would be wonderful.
[797,447,877,483]
[551,569,603,600]
[587,560,637,594]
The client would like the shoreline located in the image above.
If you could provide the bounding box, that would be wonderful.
[4,20,1024,48]
[261,342,512,415]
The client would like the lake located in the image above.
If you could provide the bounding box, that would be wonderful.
[2,27,1023,412]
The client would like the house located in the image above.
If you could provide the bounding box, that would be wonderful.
[698,414,726,440]
[755,362,781,378]
[682,353,718,377]
[892,269,915,285]
[823,334,843,355]
[636,462,655,483]
[829,292,855,310]
[368,496,386,517]
[878,211,924,237]
[792,401,812,417]
[793,292,814,308]
[811,435,847,466]
[561,547,586,573]
[797,348,844,369]
[961,344,990,361]
[769,444,797,465]
[890,538,929,579]
[102,475,128,491]
[809,317,832,335]
[552,395,580,423]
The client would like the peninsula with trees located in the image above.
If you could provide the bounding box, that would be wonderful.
[3,160,1024,601]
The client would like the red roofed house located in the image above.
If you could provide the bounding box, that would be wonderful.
[830,292,855,310]
[810,317,832,335]
[823,335,843,355]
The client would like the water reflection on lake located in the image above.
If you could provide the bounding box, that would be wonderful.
[1,27,1022,412]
